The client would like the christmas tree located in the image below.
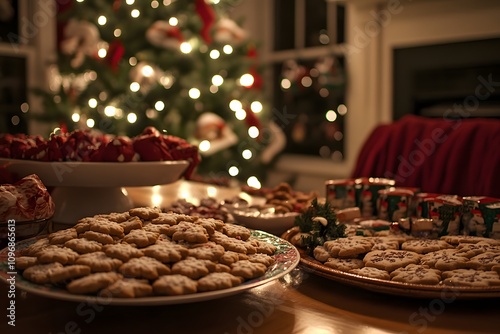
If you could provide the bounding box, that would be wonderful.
[34,0,276,187]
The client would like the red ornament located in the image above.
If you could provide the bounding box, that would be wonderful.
[195,0,216,44]
[244,108,262,141]
[105,39,125,72]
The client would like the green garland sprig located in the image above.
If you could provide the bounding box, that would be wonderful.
[294,198,346,254]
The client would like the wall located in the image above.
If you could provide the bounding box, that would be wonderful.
[233,0,500,193]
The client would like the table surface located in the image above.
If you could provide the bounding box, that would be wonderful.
[2,180,499,334]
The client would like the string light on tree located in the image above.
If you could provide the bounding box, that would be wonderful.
[34,0,279,185]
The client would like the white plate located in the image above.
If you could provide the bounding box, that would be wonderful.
[232,210,300,236]
[0,230,300,306]
[0,158,189,187]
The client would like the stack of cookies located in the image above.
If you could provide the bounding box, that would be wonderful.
[15,207,277,298]
[310,234,500,287]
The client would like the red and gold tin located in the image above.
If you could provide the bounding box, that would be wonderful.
[461,196,500,237]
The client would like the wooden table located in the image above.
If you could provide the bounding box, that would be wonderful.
[1,181,499,334]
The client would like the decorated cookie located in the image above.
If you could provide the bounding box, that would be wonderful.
[442,269,500,287]
[122,229,159,248]
[323,258,364,272]
[119,256,171,280]
[363,250,421,272]
[401,239,453,254]
[152,274,198,296]
[100,278,153,298]
[64,238,103,254]
[390,264,442,285]
[48,228,78,245]
[171,256,216,279]
[22,263,64,284]
[197,272,244,292]
[79,230,117,245]
[187,242,225,261]
[323,237,374,258]
[102,243,144,262]
[49,264,92,284]
[420,249,470,271]
[166,221,210,243]
[15,256,38,270]
[75,251,123,272]
[66,272,123,294]
[350,267,390,280]
[129,207,162,221]
[37,245,79,265]
[142,242,189,263]
[230,260,267,279]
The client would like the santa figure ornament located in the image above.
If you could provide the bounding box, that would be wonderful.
[146,21,184,49]
[195,112,238,156]
[60,19,101,68]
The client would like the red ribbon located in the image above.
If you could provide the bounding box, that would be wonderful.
[105,39,125,72]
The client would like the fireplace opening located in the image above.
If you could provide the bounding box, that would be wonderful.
[393,38,500,120]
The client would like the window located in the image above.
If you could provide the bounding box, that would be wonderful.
[0,0,53,134]
[269,0,346,161]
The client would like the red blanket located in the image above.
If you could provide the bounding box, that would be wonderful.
[351,115,500,198]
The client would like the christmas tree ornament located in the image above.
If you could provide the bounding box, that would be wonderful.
[213,18,247,45]
[195,112,238,156]
[60,19,101,68]
[129,62,162,94]
[146,21,184,49]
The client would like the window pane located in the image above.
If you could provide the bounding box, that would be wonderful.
[0,55,27,133]
[0,0,19,44]
[336,4,345,44]
[272,56,346,160]
[305,0,328,47]
[274,0,295,51]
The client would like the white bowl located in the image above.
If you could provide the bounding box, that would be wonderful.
[232,208,299,236]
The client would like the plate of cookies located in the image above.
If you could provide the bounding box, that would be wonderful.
[0,207,300,306]
[283,227,500,299]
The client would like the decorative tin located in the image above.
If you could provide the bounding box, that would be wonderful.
[425,196,462,237]
[354,177,395,218]
[461,196,500,237]
[377,187,414,222]
[325,179,356,209]
[482,202,500,239]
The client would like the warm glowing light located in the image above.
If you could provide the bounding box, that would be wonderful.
[127,113,137,123]
[326,110,337,122]
[223,45,233,54]
[301,76,312,87]
[239,73,254,87]
[169,17,178,26]
[228,166,239,176]
[11,116,20,126]
[229,100,242,112]
[180,42,192,54]
[97,16,107,25]
[88,98,97,108]
[155,101,165,111]
[141,65,154,77]
[129,57,138,66]
[130,82,140,92]
[209,85,218,94]
[131,9,140,18]
[113,29,122,37]
[104,106,116,117]
[86,118,95,128]
[242,149,252,160]
[189,88,201,99]
[250,101,262,113]
[20,103,29,113]
[337,104,348,115]
[247,176,261,189]
[235,109,246,120]
[199,140,210,152]
[248,126,259,138]
[126,0,135,4]
[281,78,291,89]
[72,113,80,122]
[98,48,107,58]
[151,0,159,8]
[209,50,220,59]
[152,194,163,207]
[212,75,223,86]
